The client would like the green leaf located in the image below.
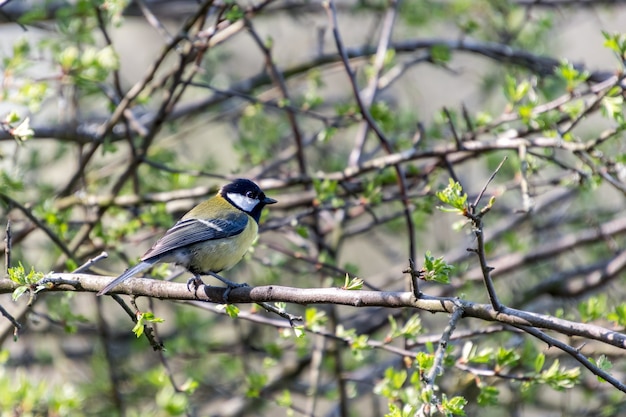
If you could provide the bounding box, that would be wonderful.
[603,31,626,59]
[430,44,451,64]
[349,334,371,361]
[225,304,240,318]
[468,347,494,365]
[180,378,199,394]
[313,178,339,205]
[534,352,545,373]
[589,355,612,383]
[132,312,164,338]
[477,384,499,406]
[12,286,29,302]
[245,372,268,397]
[388,367,407,390]
[295,225,309,238]
[607,303,626,327]
[555,61,589,92]
[5,111,21,124]
[132,320,144,337]
[316,126,336,142]
[277,389,293,408]
[495,347,520,369]
[8,262,44,285]
[538,359,580,390]
[399,314,422,340]
[156,385,188,414]
[441,394,467,416]
[384,403,402,417]
[601,93,625,124]
[225,5,244,22]
[503,74,531,104]
[436,178,467,213]
[292,326,305,338]
[578,295,607,322]
[421,251,454,284]
[304,307,327,331]
[415,351,434,373]
[342,274,364,290]
[370,101,394,131]
[17,8,48,25]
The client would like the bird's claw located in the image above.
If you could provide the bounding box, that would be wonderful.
[222,282,249,303]
[186,276,205,293]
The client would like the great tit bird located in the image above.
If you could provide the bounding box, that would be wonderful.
[97,179,277,296]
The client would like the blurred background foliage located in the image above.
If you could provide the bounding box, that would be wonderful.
[1,0,626,416]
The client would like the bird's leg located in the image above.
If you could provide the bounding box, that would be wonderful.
[186,272,248,302]
[208,272,249,302]
[207,271,248,288]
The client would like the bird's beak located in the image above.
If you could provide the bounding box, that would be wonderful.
[264,196,278,204]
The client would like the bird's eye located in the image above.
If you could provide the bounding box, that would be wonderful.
[246,191,254,198]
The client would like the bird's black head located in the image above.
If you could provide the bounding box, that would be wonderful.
[220,179,277,222]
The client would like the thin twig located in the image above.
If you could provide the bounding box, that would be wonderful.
[58,2,216,270]
[307,330,325,416]
[461,103,475,140]
[72,251,109,274]
[0,303,22,337]
[423,303,464,387]
[443,107,463,151]
[255,301,302,325]
[324,0,417,265]
[575,150,626,196]
[419,303,464,416]
[186,81,339,124]
[516,324,626,393]
[518,144,532,212]
[454,362,534,381]
[129,296,165,351]
[403,258,421,298]
[245,18,307,176]
[465,157,508,311]
[4,220,10,274]
[329,307,349,417]
[472,156,507,210]
[347,0,400,167]
[148,298,194,416]
[1,218,23,341]
[462,214,626,282]
[0,193,75,259]
[135,0,173,42]
[95,296,126,413]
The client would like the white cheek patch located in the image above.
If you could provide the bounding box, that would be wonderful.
[227,192,259,212]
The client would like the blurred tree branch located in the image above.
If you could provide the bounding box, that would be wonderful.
[3,0,626,415]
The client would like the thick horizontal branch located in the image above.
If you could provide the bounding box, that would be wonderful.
[1,274,624,350]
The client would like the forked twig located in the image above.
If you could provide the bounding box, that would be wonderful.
[466,156,508,311]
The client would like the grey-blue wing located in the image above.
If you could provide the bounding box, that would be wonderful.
[141,212,248,261]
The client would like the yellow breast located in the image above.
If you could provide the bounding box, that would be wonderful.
[188,218,258,273]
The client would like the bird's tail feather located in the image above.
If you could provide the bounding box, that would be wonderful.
[97,260,156,296]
